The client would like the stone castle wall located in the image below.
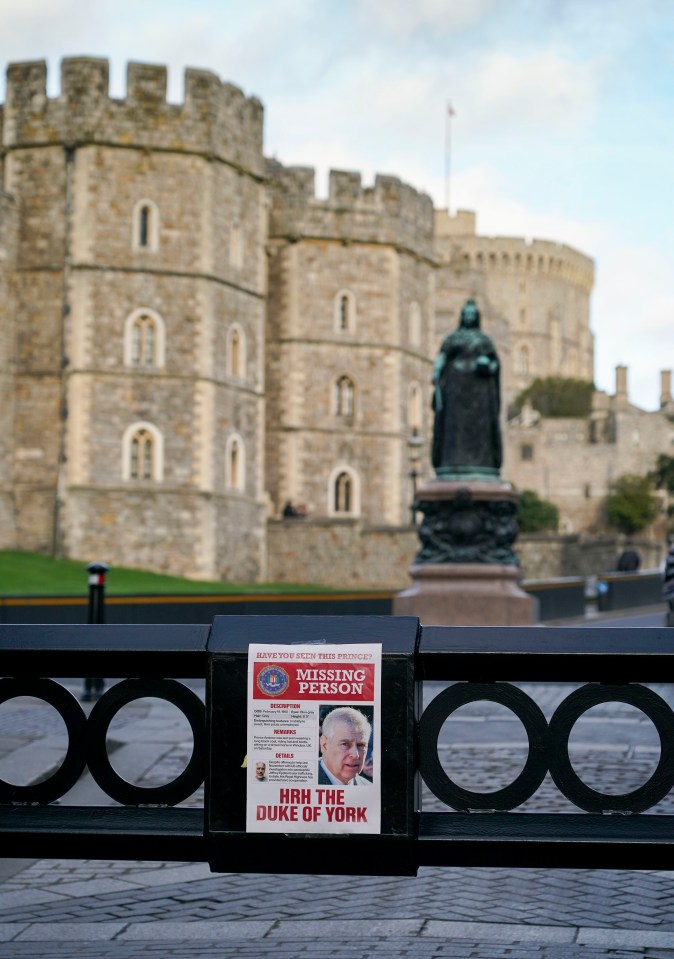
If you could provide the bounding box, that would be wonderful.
[507,391,674,536]
[2,58,267,579]
[265,162,435,527]
[0,191,17,547]
[4,59,263,175]
[268,165,435,260]
[266,521,664,589]
[2,56,666,588]
[434,211,595,411]
[267,518,419,589]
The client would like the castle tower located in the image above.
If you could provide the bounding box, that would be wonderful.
[434,210,595,413]
[0,189,17,547]
[2,58,267,580]
[265,164,435,527]
[614,364,629,411]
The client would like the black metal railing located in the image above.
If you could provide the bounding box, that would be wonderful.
[2,619,674,873]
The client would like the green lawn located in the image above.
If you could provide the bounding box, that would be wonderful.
[0,551,338,597]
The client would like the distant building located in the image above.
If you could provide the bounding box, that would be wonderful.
[0,58,666,586]
[508,367,674,534]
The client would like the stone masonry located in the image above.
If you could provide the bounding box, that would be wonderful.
[0,56,669,585]
[1,58,266,580]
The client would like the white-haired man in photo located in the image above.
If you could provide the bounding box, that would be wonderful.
[318,706,372,786]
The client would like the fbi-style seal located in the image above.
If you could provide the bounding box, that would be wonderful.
[257,665,290,697]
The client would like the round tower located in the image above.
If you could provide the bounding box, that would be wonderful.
[435,210,595,412]
[0,189,17,548]
[2,57,267,580]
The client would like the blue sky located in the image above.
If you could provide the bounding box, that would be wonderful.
[1,0,672,409]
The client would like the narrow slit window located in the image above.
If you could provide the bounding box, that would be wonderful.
[139,205,150,248]
[335,375,355,417]
[133,200,159,251]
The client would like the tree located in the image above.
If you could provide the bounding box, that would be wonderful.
[517,489,560,533]
[604,474,660,535]
[649,454,674,519]
[511,377,595,419]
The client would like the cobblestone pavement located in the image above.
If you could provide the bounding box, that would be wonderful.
[2,608,674,958]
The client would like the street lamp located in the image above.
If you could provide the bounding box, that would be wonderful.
[407,432,424,526]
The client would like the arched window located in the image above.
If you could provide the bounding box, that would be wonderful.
[132,199,159,252]
[131,429,153,479]
[408,382,422,434]
[124,308,165,369]
[515,345,530,376]
[409,302,421,346]
[230,222,243,269]
[334,375,355,417]
[132,315,155,368]
[335,471,353,512]
[334,290,356,332]
[122,422,163,482]
[328,465,360,516]
[226,325,246,379]
[225,433,246,491]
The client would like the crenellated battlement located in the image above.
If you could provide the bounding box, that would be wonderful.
[435,210,594,293]
[268,162,435,260]
[3,58,264,176]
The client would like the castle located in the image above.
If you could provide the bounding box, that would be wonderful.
[0,59,669,586]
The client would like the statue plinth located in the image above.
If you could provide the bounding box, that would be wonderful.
[397,298,537,625]
[394,479,538,626]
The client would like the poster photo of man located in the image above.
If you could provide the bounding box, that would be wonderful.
[318,704,374,786]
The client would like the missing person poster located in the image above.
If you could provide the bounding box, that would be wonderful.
[246,643,382,834]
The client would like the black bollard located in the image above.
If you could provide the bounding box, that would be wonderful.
[82,562,110,702]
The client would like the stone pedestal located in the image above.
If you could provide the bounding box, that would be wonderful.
[394,562,536,625]
[394,479,537,626]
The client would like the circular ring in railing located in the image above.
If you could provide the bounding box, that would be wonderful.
[0,678,88,804]
[547,683,674,812]
[419,682,549,810]
[86,679,206,805]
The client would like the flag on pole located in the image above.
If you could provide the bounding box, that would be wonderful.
[445,103,455,212]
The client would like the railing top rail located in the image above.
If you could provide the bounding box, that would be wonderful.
[419,625,674,681]
[0,623,211,678]
[3,621,673,682]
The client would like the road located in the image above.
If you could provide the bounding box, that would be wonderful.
[1,606,673,958]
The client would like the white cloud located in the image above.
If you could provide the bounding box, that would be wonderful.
[358,0,497,38]
[466,51,601,139]
[449,163,601,250]
[591,243,674,409]
[0,0,671,415]
[0,0,101,61]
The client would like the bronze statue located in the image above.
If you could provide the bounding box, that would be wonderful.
[431,299,502,478]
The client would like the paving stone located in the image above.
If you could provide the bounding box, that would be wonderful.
[421,921,576,943]
[586,927,674,948]
[0,924,28,941]
[118,920,275,939]
[15,922,127,940]
[5,669,674,957]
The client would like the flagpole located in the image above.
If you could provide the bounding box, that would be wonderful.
[445,102,453,214]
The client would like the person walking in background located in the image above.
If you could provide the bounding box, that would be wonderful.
[617,543,641,572]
